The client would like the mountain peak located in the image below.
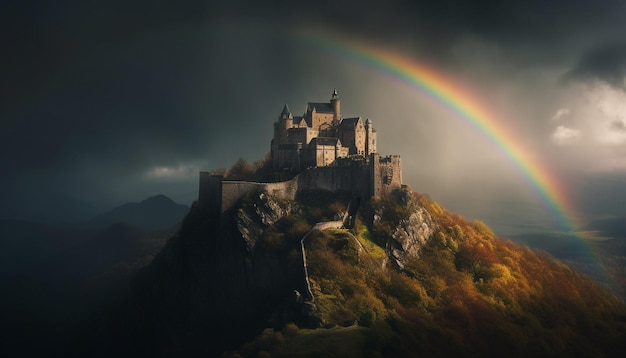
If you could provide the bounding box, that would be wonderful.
[86,194,190,231]
[140,194,176,205]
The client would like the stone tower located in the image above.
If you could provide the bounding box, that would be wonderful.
[330,88,341,125]
[365,118,376,155]
[279,104,292,132]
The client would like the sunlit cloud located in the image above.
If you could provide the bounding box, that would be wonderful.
[583,83,626,145]
[552,108,570,121]
[552,125,581,144]
[144,161,209,182]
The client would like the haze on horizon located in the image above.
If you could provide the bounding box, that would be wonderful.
[2,0,626,236]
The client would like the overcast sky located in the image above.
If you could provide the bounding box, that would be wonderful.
[2,0,626,234]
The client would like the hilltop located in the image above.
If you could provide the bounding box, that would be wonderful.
[82,185,626,357]
[85,194,190,231]
[77,91,626,356]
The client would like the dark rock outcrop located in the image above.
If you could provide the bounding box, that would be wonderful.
[95,191,305,356]
[93,189,438,356]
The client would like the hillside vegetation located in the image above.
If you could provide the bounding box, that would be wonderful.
[226,190,626,357]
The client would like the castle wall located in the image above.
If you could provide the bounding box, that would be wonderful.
[263,179,299,201]
[276,145,301,171]
[220,177,300,213]
[287,127,308,144]
[221,181,264,213]
[310,113,334,129]
[339,130,356,155]
[337,121,367,156]
[206,161,380,214]
[371,154,402,197]
[315,144,339,167]
[296,165,370,199]
[354,122,366,155]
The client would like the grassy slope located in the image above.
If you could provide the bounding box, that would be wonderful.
[224,190,626,357]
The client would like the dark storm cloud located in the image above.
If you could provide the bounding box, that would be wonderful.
[564,43,626,90]
[269,0,626,66]
[2,0,626,221]
[0,1,325,218]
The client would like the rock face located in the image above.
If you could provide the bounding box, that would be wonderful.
[236,193,295,253]
[102,188,436,356]
[105,191,306,356]
[386,200,437,270]
[362,189,437,269]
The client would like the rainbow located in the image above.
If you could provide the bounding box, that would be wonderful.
[302,34,584,236]
[298,33,617,287]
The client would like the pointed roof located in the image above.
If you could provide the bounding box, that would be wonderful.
[292,116,305,126]
[332,88,338,99]
[338,117,362,128]
[307,102,334,113]
[281,104,291,115]
[310,137,341,147]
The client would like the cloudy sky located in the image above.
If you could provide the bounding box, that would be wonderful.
[2,0,626,234]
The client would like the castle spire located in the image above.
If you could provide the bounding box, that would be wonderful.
[330,89,340,124]
[281,104,291,116]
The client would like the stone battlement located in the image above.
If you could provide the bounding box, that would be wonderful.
[199,153,402,215]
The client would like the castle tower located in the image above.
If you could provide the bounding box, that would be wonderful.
[330,88,341,125]
[280,104,293,131]
[272,104,294,170]
[365,118,377,155]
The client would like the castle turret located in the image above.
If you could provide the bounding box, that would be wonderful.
[365,118,377,155]
[280,104,293,131]
[272,104,294,169]
[330,88,340,125]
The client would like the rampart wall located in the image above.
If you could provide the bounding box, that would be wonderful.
[220,181,268,213]
[199,154,402,216]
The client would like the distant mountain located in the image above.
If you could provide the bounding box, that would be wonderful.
[510,220,626,300]
[0,220,170,356]
[86,194,190,231]
[1,196,186,356]
[586,216,626,239]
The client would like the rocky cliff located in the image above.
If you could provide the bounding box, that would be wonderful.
[88,187,626,357]
[90,187,435,356]
[386,207,436,269]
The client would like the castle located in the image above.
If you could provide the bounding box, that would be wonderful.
[271,89,377,171]
[199,90,402,214]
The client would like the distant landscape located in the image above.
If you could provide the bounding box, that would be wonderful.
[4,2,626,356]
[0,195,187,355]
[1,182,625,356]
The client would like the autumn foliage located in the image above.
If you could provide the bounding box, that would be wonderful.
[228,190,626,357]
